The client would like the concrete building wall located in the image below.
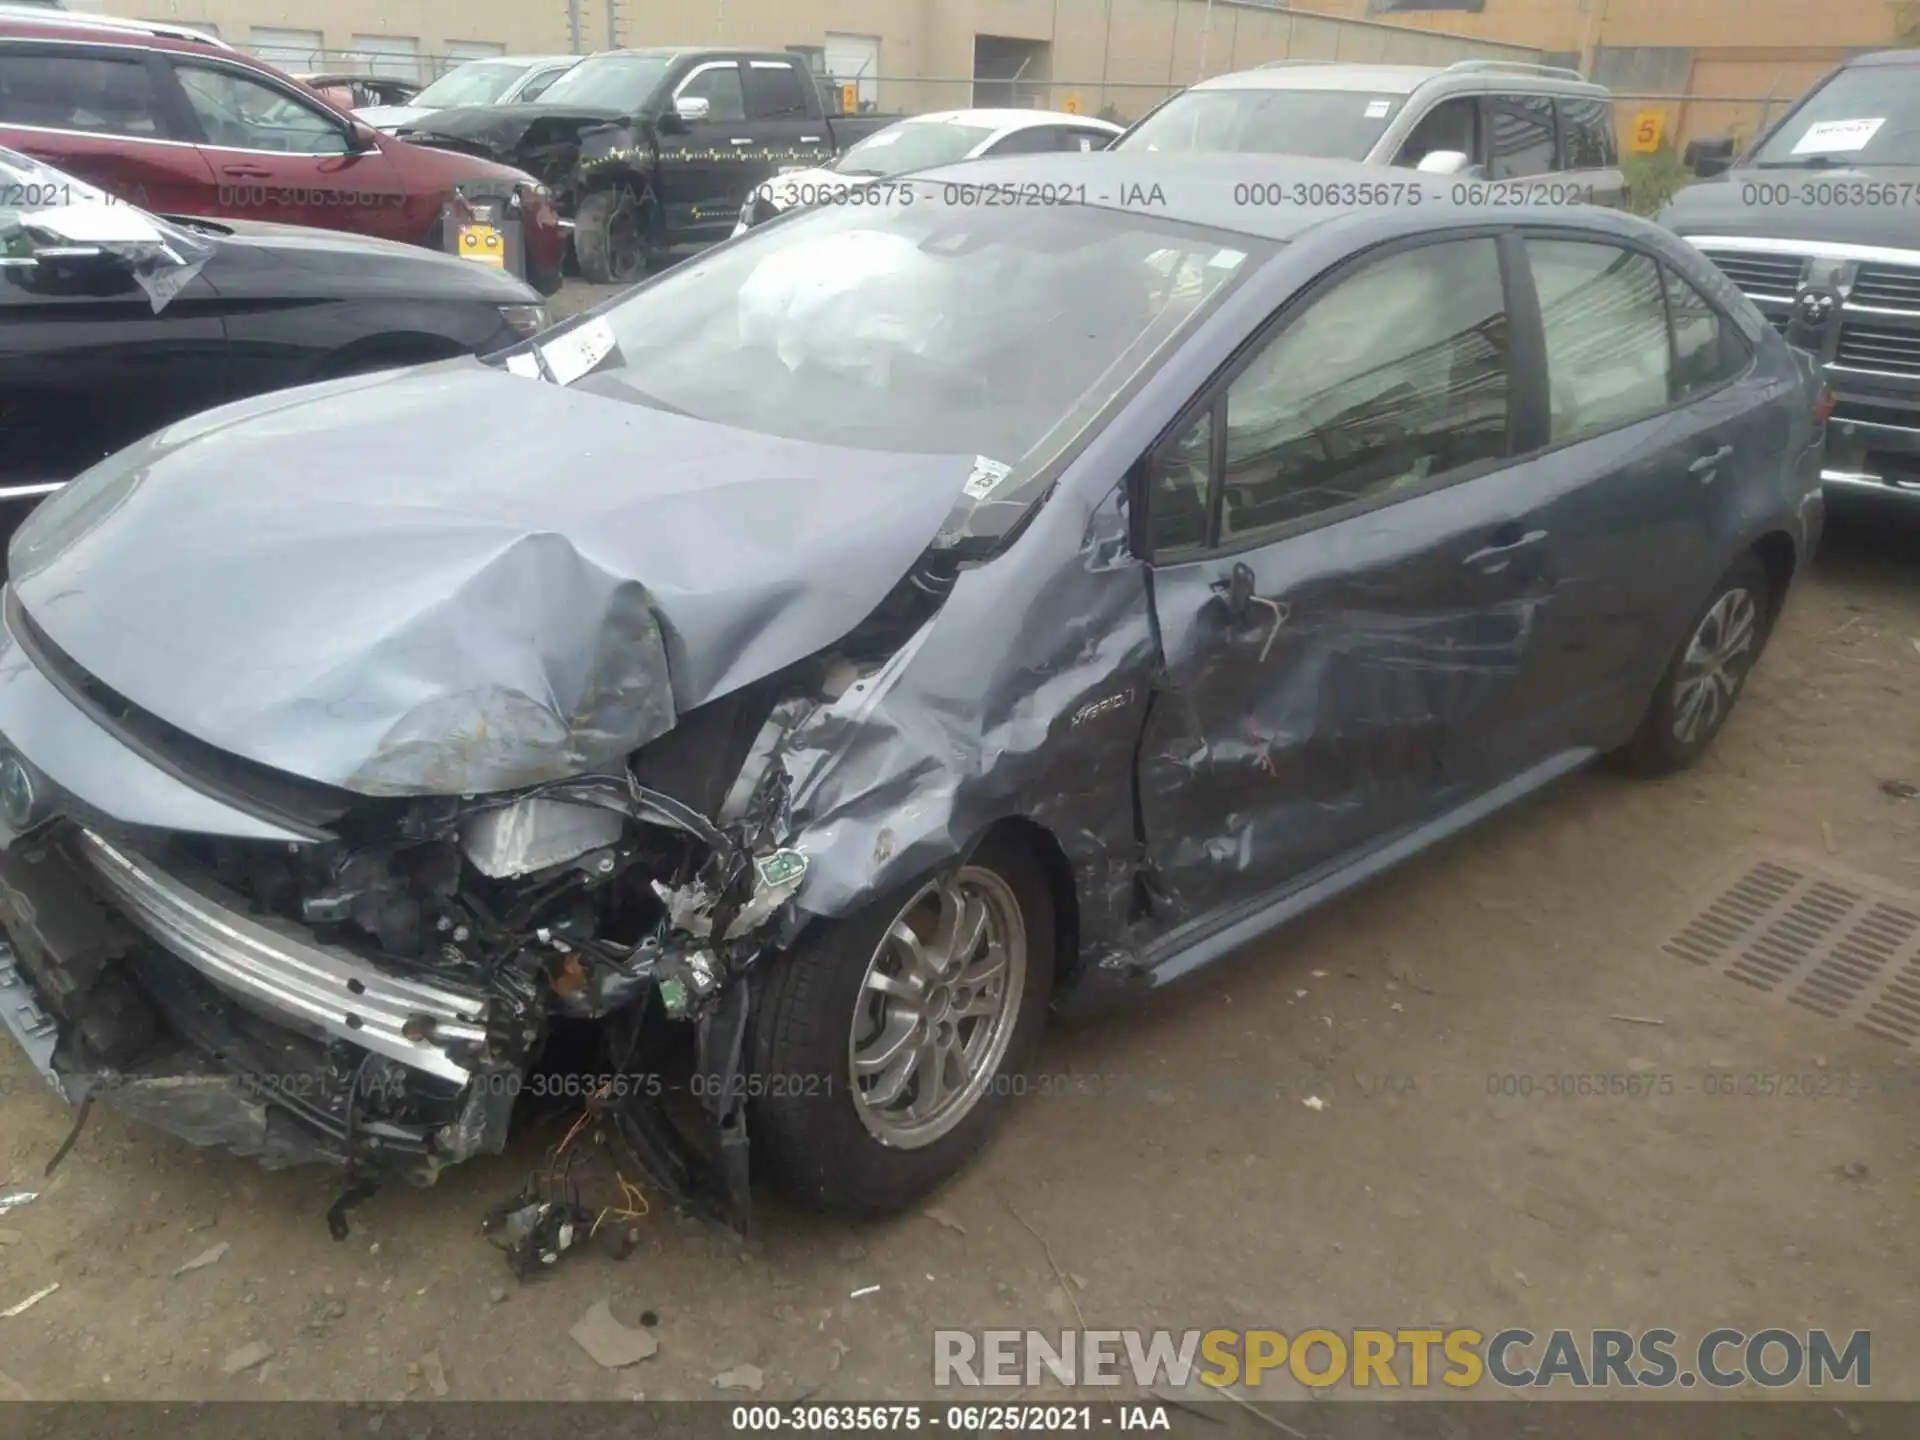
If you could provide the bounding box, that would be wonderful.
[101,0,1539,120]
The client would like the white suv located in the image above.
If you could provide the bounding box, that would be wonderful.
[1118,59,1627,207]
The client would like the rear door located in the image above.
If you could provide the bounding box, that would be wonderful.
[660,58,750,243]
[1136,232,1570,920]
[744,58,831,173]
[1483,92,1557,183]
[161,55,412,242]
[1484,231,1760,752]
[0,42,216,214]
[1554,95,1626,207]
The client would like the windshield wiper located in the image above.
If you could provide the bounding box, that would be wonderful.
[837,166,887,176]
[1754,154,1844,169]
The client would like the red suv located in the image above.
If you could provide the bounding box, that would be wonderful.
[0,11,564,293]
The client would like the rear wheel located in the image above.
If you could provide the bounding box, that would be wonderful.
[745,835,1054,1217]
[1618,553,1770,774]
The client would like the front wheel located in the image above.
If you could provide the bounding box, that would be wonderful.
[1617,553,1770,774]
[745,835,1055,1217]
[573,188,655,285]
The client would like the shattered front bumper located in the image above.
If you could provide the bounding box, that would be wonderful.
[0,828,515,1182]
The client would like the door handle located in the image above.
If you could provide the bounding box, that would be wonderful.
[1690,443,1734,481]
[1211,563,1291,662]
[799,134,822,143]
[1463,525,1547,574]
[220,164,273,178]
[729,137,754,145]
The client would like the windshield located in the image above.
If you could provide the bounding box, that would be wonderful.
[536,54,671,110]
[1751,66,1920,167]
[410,60,538,109]
[550,189,1260,470]
[835,121,998,176]
[1122,88,1405,159]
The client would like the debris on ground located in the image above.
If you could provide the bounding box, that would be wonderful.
[483,1194,595,1277]
[0,1194,37,1215]
[220,1341,273,1376]
[1841,1161,1870,1181]
[828,1340,851,1373]
[569,1300,659,1369]
[1881,779,1919,801]
[849,1284,880,1299]
[1609,1014,1665,1027]
[488,1286,508,1305]
[713,1363,765,1393]
[1,1283,57,1318]
[922,1208,967,1236]
[172,1242,230,1277]
[1302,1096,1328,1112]
[420,1349,449,1397]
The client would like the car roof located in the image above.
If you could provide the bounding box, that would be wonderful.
[913,151,1651,244]
[1191,58,1609,100]
[0,5,234,49]
[1843,47,1920,68]
[899,107,1123,132]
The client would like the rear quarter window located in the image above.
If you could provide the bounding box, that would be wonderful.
[1558,97,1618,169]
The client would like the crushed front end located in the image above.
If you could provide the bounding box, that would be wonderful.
[0,610,819,1235]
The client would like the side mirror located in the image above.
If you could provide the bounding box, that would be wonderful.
[1415,149,1473,176]
[673,95,711,124]
[1683,136,1735,177]
[347,120,381,153]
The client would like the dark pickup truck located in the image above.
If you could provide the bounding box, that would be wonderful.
[399,47,899,282]
[1662,48,1920,510]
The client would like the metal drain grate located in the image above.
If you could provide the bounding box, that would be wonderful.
[1664,859,1920,1047]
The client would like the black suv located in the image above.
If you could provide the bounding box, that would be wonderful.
[1663,49,1920,507]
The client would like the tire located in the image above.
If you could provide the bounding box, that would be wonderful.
[744,834,1055,1217]
[1617,552,1771,775]
[573,188,654,285]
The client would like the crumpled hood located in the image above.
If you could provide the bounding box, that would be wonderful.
[1661,166,1920,250]
[8,362,974,797]
[398,104,631,173]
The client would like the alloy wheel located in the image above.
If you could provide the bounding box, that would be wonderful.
[848,866,1027,1149]
[1671,586,1759,744]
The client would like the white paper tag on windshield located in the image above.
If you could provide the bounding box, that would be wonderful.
[537,316,617,386]
[963,455,1014,501]
[1365,99,1392,118]
[503,352,542,379]
[1793,117,1883,154]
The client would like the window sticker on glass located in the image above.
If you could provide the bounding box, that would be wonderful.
[504,351,542,379]
[1793,117,1884,154]
[538,316,618,385]
[963,455,1014,500]
[1208,248,1247,270]
[1365,99,1392,119]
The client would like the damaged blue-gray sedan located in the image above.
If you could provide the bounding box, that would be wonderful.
[0,154,1826,1230]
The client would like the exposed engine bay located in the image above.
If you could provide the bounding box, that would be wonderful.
[0,554,957,1243]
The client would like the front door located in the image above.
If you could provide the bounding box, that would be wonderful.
[0,243,226,492]
[164,57,411,243]
[1137,234,1563,920]
[658,59,749,244]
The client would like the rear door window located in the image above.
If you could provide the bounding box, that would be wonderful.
[1394,95,1480,169]
[1527,238,1671,442]
[0,50,169,139]
[1486,94,1557,179]
[1557,97,1618,169]
[744,61,811,119]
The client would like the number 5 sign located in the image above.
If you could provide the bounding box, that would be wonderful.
[1629,109,1665,154]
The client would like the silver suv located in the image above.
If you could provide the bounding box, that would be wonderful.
[1118,59,1626,206]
